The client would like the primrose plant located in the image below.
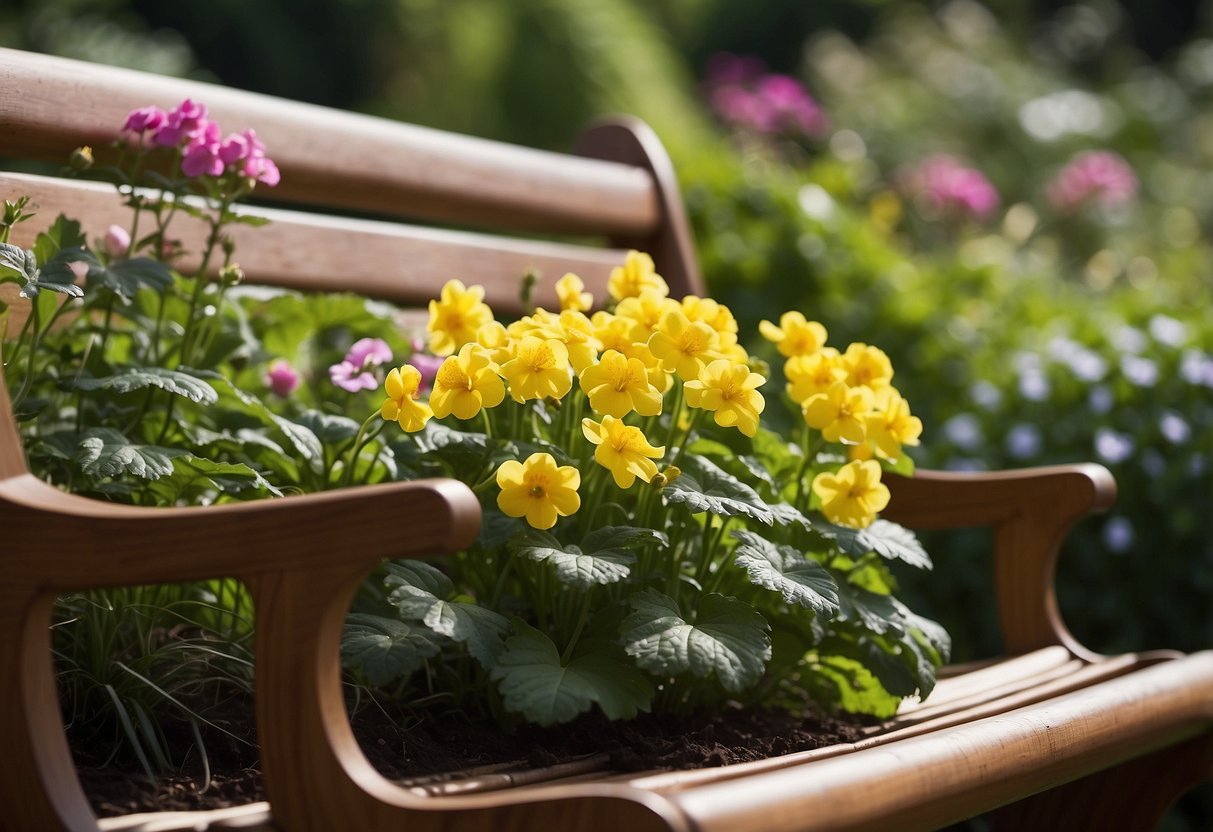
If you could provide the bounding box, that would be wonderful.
[344,253,949,726]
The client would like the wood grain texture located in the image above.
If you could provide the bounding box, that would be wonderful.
[885,464,1115,659]
[0,48,660,237]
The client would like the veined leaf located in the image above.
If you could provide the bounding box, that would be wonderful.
[509,529,635,588]
[769,502,813,530]
[89,256,174,300]
[621,590,770,693]
[490,622,652,726]
[0,242,36,281]
[76,429,188,480]
[834,582,903,635]
[33,215,86,263]
[815,518,931,570]
[341,613,444,686]
[893,599,952,664]
[170,456,283,497]
[663,455,775,524]
[73,367,218,405]
[295,409,360,443]
[385,561,508,668]
[731,530,839,617]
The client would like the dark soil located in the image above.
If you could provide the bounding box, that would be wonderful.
[75,699,866,817]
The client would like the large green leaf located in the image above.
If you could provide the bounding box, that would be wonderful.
[73,367,218,405]
[32,215,86,263]
[170,456,283,497]
[75,428,188,480]
[490,622,652,726]
[621,590,770,693]
[385,561,508,668]
[0,242,36,282]
[834,582,904,635]
[814,519,931,570]
[509,526,664,589]
[662,455,775,524]
[731,530,839,617]
[341,613,444,686]
[295,409,360,444]
[88,256,174,300]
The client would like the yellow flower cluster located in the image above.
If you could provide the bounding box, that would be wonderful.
[379,251,771,529]
[759,313,923,528]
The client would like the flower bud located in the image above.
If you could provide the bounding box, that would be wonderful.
[218,263,245,286]
[103,225,131,258]
[69,146,94,171]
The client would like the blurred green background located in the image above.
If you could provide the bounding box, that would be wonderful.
[3,0,1212,823]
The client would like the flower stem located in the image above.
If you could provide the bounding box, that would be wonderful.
[342,412,384,487]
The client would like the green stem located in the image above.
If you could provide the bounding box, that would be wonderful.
[793,427,818,510]
[342,412,384,487]
[11,301,42,410]
[559,590,593,665]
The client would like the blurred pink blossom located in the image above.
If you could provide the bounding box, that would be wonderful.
[103,225,130,258]
[266,359,300,397]
[1046,151,1138,213]
[704,53,828,139]
[123,106,166,135]
[904,155,1000,222]
[330,337,393,392]
[154,99,210,147]
[407,337,443,393]
[181,121,224,178]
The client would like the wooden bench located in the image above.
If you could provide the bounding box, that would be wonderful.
[2,47,1211,832]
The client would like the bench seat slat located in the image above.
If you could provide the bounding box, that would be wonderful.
[0,47,661,238]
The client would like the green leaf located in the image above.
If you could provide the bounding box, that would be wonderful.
[90,257,174,300]
[621,590,770,693]
[491,622,652,726]
[815,519,931,570]
[894,599,952,664]
[33,215,85,263]
[663,455,775,524]
[76,428,188,480]
[0,242,35,281]
[73,367,219,405]
[769,502,813,529]
[341,613,444,687]
[295,409,360,444]
[834,582,903,635]
[808,655,901,718]
[385,561,508,668]
[510,530,635,588]
[170,456,284,497]
[731,530,839,617]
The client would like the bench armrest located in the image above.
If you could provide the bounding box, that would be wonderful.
[884,464,1116,659]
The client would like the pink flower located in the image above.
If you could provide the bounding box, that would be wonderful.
[329,337,393,392]
[103,225,130,258]
[266,359,300,397]
[123,106,166,134]
[904,155,1000,222]
[243,155,281,187]
[181,122,224,178]
[703,54,828,139]
[154,99,210,147]
[1046,151,1138,213]
[219,133,250,165]
[407,338,444,393]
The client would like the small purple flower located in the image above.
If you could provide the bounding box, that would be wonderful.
[1088,385,1114,414]
[103,225,130,258]
[704,54,828,139]
[1046,150,1137,214]
[1005,424,1042,460]
[407,338,444,394]
[1094,427,1134,464]
[243,154,281,187]
[154,98,210,147]
[1148,314,1187,348]
[1159,411,1191,444]
[1120,354,1158,388]
[1102,516,1134,554]
[266,359,300,397]
[970,380,1003,411]
[903,155,1000,222]
[123,105,166,135]
[329,338,392,392]
[1179,349,1213,388]
[1112,325,1146,354]
[943,413,983,451]
[1018,369,1051,402]
[181,121,224,178]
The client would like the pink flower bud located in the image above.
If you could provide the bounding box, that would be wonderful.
[123,106,166,134]
[266,359,300,397]
[103,225,130,258]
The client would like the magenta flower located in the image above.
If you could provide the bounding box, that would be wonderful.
[181,121,224,178]
[1046,151,1138,213]
[407,338,444,393]
[154,99,210,147]
[243,154,281,187]
[123,106,166,135]
[103,225,130,258]
[703,53,828,139]
[904,155,1000,222]
[329,337,393,392]
[266,359,300,398]
[219,133,250,165]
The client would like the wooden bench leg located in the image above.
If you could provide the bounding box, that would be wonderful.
[990,731,1213,831]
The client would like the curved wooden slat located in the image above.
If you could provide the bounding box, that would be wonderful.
[1,172,628,314]
[885,464,1116,659]
[0,48,661,237]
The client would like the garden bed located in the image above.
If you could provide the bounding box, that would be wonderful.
[75,702,864,817]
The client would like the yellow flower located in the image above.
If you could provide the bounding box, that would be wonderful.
[380,365,433,432]
[649,308,722,382]
[803,381,873,444]
[591,310,635,355]
[427,279,494,357]
[556,272,593,312]
[616,290,679,343]
[578,349,663,418]
[842,342,894,391]
[500,336,572,403]
[581,416,666,488]
[785,347,846,404]
[812,460,890,529]
[430,343,506,420]
[608,250,668,301]
[866,389,923,460]
[476,320,514,366]
[496,453,581,530]
[759,311,828,358]
[554,309,601,374]
[682,296,740,349]
[684,359,766,438]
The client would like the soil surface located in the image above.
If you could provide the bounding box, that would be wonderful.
[75,699,866,817]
